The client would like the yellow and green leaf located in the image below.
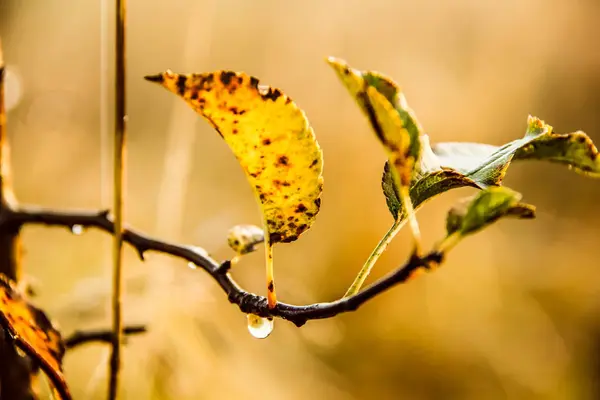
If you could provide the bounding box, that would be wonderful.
[327,57,424,257]
[327,57,423,186]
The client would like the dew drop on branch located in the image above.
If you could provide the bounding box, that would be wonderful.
[247,313,273,339]
[71,225,84,235]
[15,347,26,358]
[187,262,198,270]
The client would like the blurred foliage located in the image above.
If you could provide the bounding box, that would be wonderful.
[0,275,68,399]
[1,0,600,399]
[444,187,535,239]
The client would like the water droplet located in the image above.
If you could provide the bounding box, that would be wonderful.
[247,314,273,339]
[15,347,26,358]
[71,225,84,235]
[187,245,210,258]
[187,262,197,270]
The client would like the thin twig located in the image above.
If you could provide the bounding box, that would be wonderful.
[65,325,147,350]
[108,0,127,398]
[5,207,443,327]
[344,219,407,297]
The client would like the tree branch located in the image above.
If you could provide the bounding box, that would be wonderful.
[64,325,147,350]
[0,36,43,400]
[4,206,443,327]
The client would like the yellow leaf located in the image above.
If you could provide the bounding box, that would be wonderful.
[364,86,412,184]
[0,275,70,400]
[146,70,324,308]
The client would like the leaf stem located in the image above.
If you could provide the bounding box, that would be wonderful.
[344,218,408,297]
[265,231,277,309]
[108,0,126,398]
[399,184,422,254]
[436,232,462,254]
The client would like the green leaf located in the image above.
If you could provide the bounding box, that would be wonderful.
[433,115,600,185]
[382,161,479,221]
[381,162,401,220]
[381,115,600,222]
[380,132,480,221]
[445,187,536,237]
[514,130,600,177]
[410,169,479,211]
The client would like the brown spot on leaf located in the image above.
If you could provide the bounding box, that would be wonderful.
[269,232,282,243]
[277,155,289,166]
[263,88,282,101]
[250,76,259,88]
[295,204,307,213]
[281,234,298,243]
[296,224,308,235]
[314,198,321,208]
[176,75,187,95]
[262,138,272,145]
[220,71,236,85]
[267,281,274,292]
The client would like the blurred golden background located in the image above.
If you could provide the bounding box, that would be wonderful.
[1,0,600,399]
